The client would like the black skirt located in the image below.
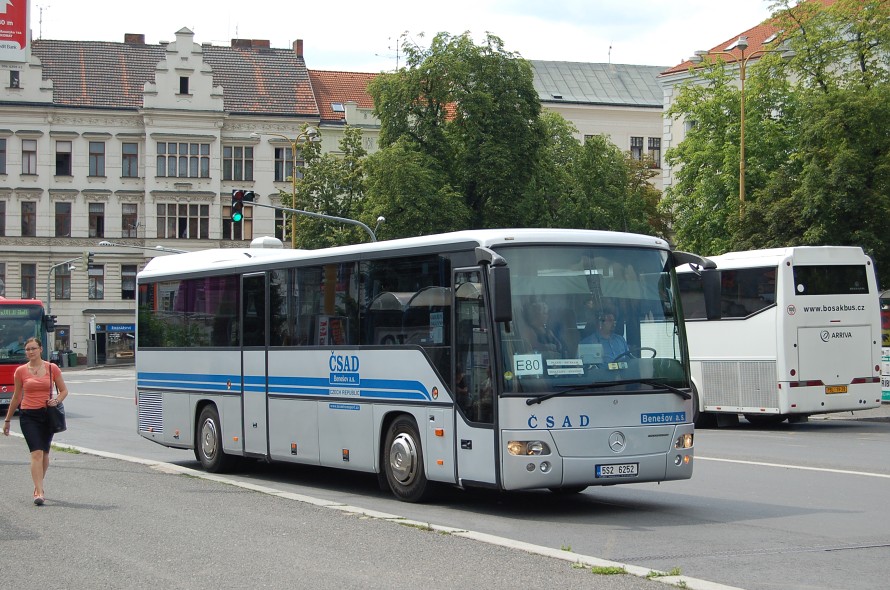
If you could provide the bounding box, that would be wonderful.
[19,408,53,453]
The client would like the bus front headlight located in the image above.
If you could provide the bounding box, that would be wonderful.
[675,433,694,449]
[507,440,551,456]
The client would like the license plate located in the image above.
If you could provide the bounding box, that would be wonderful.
[596,463,638,478]
[825,385,848,394]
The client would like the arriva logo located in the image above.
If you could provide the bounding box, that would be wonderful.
[821,330,853,342]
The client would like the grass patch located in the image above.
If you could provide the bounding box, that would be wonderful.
[51,444,80,454]
[648,567,682,578]
[560,544,572,552]
[589,566,627,575]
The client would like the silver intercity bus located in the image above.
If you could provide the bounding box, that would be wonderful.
[136,229,704,501]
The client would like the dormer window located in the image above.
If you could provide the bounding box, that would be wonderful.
[179,76,189,95]
[331,102,345,112]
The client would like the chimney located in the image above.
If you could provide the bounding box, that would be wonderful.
[251,39,270,49]
[124,33,146,45]
[231,39,252,49]
[293,39,303,58]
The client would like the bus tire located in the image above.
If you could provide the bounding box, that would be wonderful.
[196,405,236,473]
[383,416,430,502]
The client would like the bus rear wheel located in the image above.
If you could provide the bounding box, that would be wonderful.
[383,416,430,502]
[196,405,236,473]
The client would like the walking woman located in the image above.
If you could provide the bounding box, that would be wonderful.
[2,337,69,505]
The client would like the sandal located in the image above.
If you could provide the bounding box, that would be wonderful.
[33,494,44,506]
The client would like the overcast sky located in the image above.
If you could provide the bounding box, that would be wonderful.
[33,0,774,71]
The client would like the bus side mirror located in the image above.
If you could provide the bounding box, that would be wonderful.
[702,269,722,320]
[490,265,513,323]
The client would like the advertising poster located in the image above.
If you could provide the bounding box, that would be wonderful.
[0,0,29,63]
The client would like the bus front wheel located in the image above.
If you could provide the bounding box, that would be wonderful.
[383,416,430,502]
[196,405,236,473]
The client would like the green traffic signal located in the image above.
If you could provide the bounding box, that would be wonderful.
[231,189,245,222]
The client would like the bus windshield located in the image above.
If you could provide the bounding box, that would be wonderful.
[0,304,44,364]
[497,245,685,394]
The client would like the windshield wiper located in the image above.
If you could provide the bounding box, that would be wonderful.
[639,380,692,400]
[526,380,641,405]
[525,379,691,405]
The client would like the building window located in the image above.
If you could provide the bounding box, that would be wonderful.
[9,70,20,88]
[54,264,71,300]
[121,265,137,300]
[89,141,106,176]
[88,264,105,300]
[0,262,5,296]
[222,145,254,181]
[274,147,303,182]
[89,203,105,238]
[179,76,189,95]
[0,200,5,237]
[222,205,253,241]
[0,138,6,174]
[22,139,37,174]
[156,203,210,239]
[55,202,72,237]
[122,142,139,177]
[122,203,138,237]
[648,137,661,169]
[21,263,36,299]
[55,140,72,176]
[21,201,36,237]
[156,142,210,178]
[630,136,643,161]
[274,208,286,242]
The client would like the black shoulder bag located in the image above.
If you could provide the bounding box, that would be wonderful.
[46,362,67,433]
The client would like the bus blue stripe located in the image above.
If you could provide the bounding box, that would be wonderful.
[138,372,432,401]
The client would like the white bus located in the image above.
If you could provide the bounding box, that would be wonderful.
[136,229,704,501]
[678,246,882,426]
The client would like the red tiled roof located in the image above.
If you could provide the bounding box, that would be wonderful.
[30,38,319,116]
[660,0,836,76]
[308,70,377,122]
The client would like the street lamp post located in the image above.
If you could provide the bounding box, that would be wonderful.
[690,36,795,208]
[97,240,188,254]
[46,256,80,359]
[250,127,321,248]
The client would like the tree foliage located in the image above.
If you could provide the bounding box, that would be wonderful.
[665,0,890,279]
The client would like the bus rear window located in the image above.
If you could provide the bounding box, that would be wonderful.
[793,265,869,295]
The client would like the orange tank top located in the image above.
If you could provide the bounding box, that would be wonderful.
[15,362,59,410]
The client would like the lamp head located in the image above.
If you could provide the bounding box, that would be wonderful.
[305,126,321,142]
[376,216,386,223]
[734,36,749,52]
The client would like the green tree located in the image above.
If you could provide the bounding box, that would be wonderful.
[361,137,470,239]
[665,0,890,280]
[286,126,370,249]
[368,32,544,229]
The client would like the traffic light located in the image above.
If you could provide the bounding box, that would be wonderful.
[44,315,57,333]
[82,251,94,267]
[231,190,245,222]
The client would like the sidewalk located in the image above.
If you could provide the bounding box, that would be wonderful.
[0,435,707,590]
[820,401,890,422]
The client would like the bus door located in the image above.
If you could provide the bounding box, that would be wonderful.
[241,272,269,457]
[453,269,498,486]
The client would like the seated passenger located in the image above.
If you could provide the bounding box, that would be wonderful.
[579,309,628,362]
[520,301,566,356]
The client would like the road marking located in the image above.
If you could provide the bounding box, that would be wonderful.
[66,392,131,400]
[698,456,890,479]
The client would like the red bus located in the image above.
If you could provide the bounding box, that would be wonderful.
[0,298,51,412]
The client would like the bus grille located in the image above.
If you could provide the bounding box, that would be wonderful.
[137,391,163,433]
[702,361,777,408]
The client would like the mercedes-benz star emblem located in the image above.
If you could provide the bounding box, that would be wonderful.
[608,431,626,453]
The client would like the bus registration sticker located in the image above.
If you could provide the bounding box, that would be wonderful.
[596,463,638,478]
[825,385,848,394]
